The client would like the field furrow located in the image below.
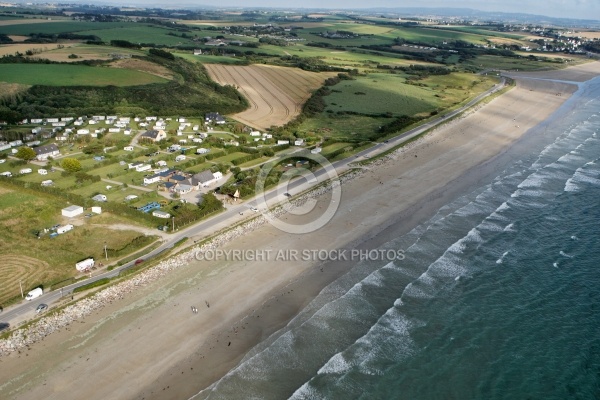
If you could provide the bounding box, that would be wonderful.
[205,64,334,130]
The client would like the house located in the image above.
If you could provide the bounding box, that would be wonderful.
[156,160,167,167]
[158,169,177,181]
[168,174,188,184]
[20,168,32,174]
[61,205,84,217]
[124,128,132,135]
[174,184,194,194]
[108,128,121,133]
[33,144,60,161]
[125,195,138,201]
[91,206,102,214]
[294,139,304,146]
[152,210,171,218]
[168,144,181,152]
[144,174,161,185]
[193,170,220,187]
[140,129,166,142]
[38,169,48,175]
[93,155,105,161]
[250,131,261,137]
[193,49,202,55]
[124,146,134,151]
[277,140,290,145]
[41,179,53,186]
[31,118,43,124]
[92,194,107,202]
[192,138,203,143]
[205,112,226,125]
[9,140,23,147]
[196,148,209,154]
[175,155,186,162]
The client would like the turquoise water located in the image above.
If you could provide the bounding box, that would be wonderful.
[194,77,600,400]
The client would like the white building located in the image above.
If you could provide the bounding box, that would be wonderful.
[152,210,171,219]
[62,205,84,218]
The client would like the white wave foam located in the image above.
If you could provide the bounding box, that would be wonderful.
[559,251,573,258]
[503,223,516,232]
[496,251,509,265]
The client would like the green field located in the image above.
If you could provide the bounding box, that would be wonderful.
[0,64,168,86]
[77,25,195,46]
[324,73,441,116]
[0,21,125,35]
[298,114,395,142]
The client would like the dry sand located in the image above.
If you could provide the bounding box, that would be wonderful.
[1,62,599,400]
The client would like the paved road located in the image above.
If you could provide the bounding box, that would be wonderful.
[0,78,506,328]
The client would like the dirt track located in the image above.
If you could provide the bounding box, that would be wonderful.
[205,64,335,130]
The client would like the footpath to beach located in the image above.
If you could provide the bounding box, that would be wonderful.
[0,62,599,400]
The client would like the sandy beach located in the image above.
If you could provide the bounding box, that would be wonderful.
[1,61,599,400]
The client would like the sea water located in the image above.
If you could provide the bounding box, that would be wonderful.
[193,76,600,400]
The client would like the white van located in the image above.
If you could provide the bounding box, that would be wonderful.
[25,287,43,300]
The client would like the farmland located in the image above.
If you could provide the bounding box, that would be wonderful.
[205,64,336,130]
[0,64,168,86]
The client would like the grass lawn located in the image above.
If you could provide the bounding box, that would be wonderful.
[298,114,394,142]
[211,151,250,164]
[186,162,215,174]
[0,184,156,305]
[237,156,270,169]
[0,64,168,86]
[175,52,246,64]
[324,73,441,117]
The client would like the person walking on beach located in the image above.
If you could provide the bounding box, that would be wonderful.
[205,301,210,308]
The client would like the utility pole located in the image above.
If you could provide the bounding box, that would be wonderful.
[19,280,24,298]
[104,242,108,260]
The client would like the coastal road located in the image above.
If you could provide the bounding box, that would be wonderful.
[0,77,506,328]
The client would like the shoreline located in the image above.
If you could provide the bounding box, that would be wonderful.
[1,62,599,400]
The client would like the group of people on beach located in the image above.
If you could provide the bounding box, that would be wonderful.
[191,301,210,314]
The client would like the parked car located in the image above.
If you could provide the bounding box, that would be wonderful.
[284,192,292,197]
[35,303,48,313]
[135,259,144,265]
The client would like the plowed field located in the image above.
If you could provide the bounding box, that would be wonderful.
[205,64,336,130]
